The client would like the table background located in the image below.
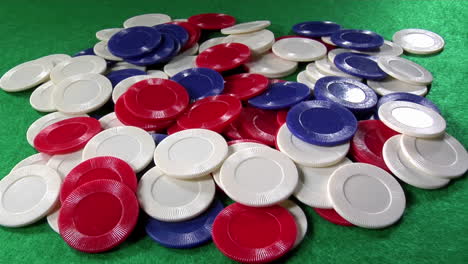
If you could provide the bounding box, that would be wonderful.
[0,0,467,263]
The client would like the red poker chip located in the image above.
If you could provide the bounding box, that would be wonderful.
[227,139,265,146]
[238,107,280,146]
[349,120,399,172]
[176,95,242,132]
[60,156,137,203]
[196,43,251,72]
[34,117,101,155]
[167,21,201,51]
[212,203,297,263]
[223,73,269,100]
[115,94,174,132]
[188,13,236,30]
[314,208,354,226]
[276,110,288,126]
[58,179,139,253]
[124,78,189,121]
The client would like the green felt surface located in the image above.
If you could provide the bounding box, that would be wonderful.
[0,0,467,263]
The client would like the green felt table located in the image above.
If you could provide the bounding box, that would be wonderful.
[0,0,467,263]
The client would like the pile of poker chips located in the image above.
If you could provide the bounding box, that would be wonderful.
[0,12,467,264]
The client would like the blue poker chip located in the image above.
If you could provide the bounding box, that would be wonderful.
[248,81,311,110]
[150,133,168,145]
[314,76,378,114]
[153,24,189,47]
[330,29,384,51]
[108,26,162,59]
[286,100,357,146]
[292,21,341,37]
[334,52,387,80]
[171,67,224,101]
[376,92,441,119]
[105,69,147,87]
[124,34,177,66]
[145,199,224,249]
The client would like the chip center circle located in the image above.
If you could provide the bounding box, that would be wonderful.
[342,32,373,43]
[152,176,199,207]
[168,137,213,164]
[343,174,390,213]
[76,168,121,186]
[189,101,229,121]
[3,176,46,212]
[391,107,434,128]
[138,84,176,110]
[300,108,343,134]
[328,82,366,103]
[64,80,99,104]
[402,33,435,48]
[235,157,282,192]
[48,123,88,144]
[229,210,281,248]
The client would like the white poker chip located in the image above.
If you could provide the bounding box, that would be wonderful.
[328,163,406,229]
[36,54,71,66]
[123,13,171,28]
[26,112,88,146]
[154,129,228,179]
[96,28,122,41]
[356,40,404,57]
[400,133,468,179]
[378,101,446,138]
[321,36,335,46]
[29,81,57,112]
[46,204,60,233]
[327,48,351,63]
[392,29,445,55]
[367,77,427,96]
[220,147,298,207]
[47,150,83,179]
[93,41,123,61]
[176,42,199,57]
[212,142,268,190]
[0,165,61,227]
[52,73,112,114]
[279,200,307,248]
[221,20,271,35]
[0,59,53,92]
[383,135,450,189]
[276,124,349,167]
[314,57,361,80]
[50,55,107,84]
[137,167,215,222]
[83,126,155,172]
[305,62,327,81]
[163,55,197,77]
[199,37,226,53]
[296,70,316,91]
[377,56,433,85]
[245,52,298,78]
[98,112,125,129]
[223,29,275,55]
[110,61,146,72]
[294,158,352,209]
[10,153,51,173]
[272,38,326,62]
[147,70,168,79]
[112,75,158,103]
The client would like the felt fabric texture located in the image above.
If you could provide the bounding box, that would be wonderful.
[0,0,467,263]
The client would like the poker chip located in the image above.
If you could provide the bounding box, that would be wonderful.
[163,55,196,77]
[58,179,139,253]
[305,62,327,81]
[400,133,468,179]
[222,29,275,55]
[349,120,399,172]
[137,167,215,221]
[355,40,404,57]
[196,43,251,72]
[153,24,189,47]
[96,28,122,41]
[286,100,358,146]
[292,21,342,37]
[50,55,106,84]
[330,29,384,51]
[328,163,406,229]
[248,81,311,110]
[376,92,440,115]
[124,33,178,66]
[29,81,57,112]
[47,205,60,233]
[367,78,428,96]
[382,135,450,189]
[212,203,297,263]
[333,52,387,80]
[199,37,226,53]
[154,129,228,179]
[33,117,101,155]
[10,153,51,172]
[296,70,316,90]
[392,29,444,55]
[223,119,249,140]
[176,95,242,132]
[188,13,236,30]
[377,56,433,85]
[60,156,137,203]
[223,73,269,100]
[314,58,361,80]
[123,13,171,28]
[0,59,53,92]
[314,76,378,114]
[378,101,446,138]
[46,150,84,179]
[112,75,154,103]
[245,52,298,78]
[171,67,224,101]
[276,124,350,167]
[145,199,224,248]
[98,112,124,129]
[124,78,189,120]
[313,208,353,226]
[82,126,155,172]
[106,68,147,87]
[221,20,271,34]
[93,41,123,61]
[272,38,327,62]
[238,107,280,146]
[167,21,201,50]
[220,147,298,207]
[327,48,350,63]
[279,200,308,248]
[0,165,61,227]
